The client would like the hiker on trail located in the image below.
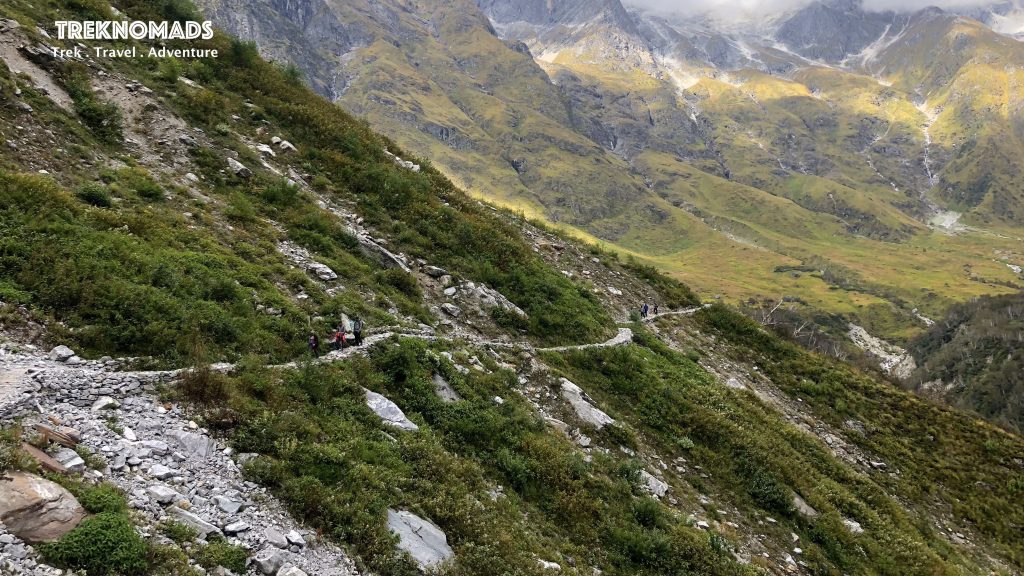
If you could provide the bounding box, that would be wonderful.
[332,327,344,351]
[352,316,363,346]
[308,332,320,357]
[653,303,659,315]
[641,303,649,318]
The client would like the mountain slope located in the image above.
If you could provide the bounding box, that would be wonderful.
[198,0,1024,342]
[907,292,1024,433]
[0,1,1023,575]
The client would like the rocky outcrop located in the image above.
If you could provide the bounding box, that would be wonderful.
[0,472,85,543]
[365,389,419,431]
[0,344,359,576]
[277,241,339,282]
[640,470,669,499]
[847,324,916,379]
[558,378,614,429]
[227,157,253,178]
[387,509,454,570]
[432,374,461,403]
[383,149,420,172]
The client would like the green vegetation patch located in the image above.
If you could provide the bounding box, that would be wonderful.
[40,512,149,576]
[696,304,1024,570]
[202,337,753,576]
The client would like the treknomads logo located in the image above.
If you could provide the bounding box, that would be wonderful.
[52,20,219,59]
[55,20,214,41]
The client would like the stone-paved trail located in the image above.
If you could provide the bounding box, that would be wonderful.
[0,343,360,576]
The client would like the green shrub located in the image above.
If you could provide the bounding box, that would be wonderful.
[179,363,231,405]
[123,169,164,201]
[159,0,201,22]
[75,445,108,471]
[278,62,304,86]
[633,497,665,529]
[159,520,197,544]
[196,538,248,573]
[742,464,793,516]
[179,88,229,125]
[225,192,258,223]
[156,58,183,84]
[228,38,262,69]
[75,183,112,207]
[75,482,126,514]
[622,257,700,308]
[148,544,202,576]
[260,178,300,207]
[63,66,123,144]
[376,269,420,299]
[40,512,149,576]
[490,306,528,332]
[0,425,33,472]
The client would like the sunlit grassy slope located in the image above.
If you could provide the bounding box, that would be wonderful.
[203,0,1024,343]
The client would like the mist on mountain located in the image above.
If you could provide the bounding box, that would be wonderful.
[623,0,1014,16]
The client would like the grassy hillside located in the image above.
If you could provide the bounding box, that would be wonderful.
[906,292,1024,433]
[197,0,1024,357]
[0,0,616,362]
[0,1,1022,576]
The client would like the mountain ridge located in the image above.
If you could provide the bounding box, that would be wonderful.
[199,0,1024,428]
[0,0,1023,574]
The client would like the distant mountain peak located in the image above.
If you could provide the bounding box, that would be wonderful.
[476,0,641,38]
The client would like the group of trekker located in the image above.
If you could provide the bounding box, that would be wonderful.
[307,316,364,357]
[639,302,658,319]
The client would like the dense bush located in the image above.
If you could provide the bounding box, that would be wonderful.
[0,171,309,362]
[906,292,1024,432]
[62,65,123,144]
[542,324,989,574]
[75,183,113,207]
[622,257,700,309]
[195,538,248,573]
[73,482,128,514]
[159,520,197,544]
[0,425,33,472]
[40,513,149,576]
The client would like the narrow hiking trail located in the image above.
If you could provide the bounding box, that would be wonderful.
[0,304,713,406]
[0,303,705,575]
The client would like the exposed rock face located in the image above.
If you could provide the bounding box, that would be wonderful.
[195,0,371,98]
[365,388,419,431]
[774,0,906,63]
[432,373,461,403]
[559,378,614,428]
[227,157,252,178]
[277,241,338,282]
[477,0,640,38]
[792,494,819,519]
[640,470,669,498]
[387,509,454,570]
[0,472,85,543]
[847,324,917,379]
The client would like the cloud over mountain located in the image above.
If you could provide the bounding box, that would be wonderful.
[624,0,1008,17]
